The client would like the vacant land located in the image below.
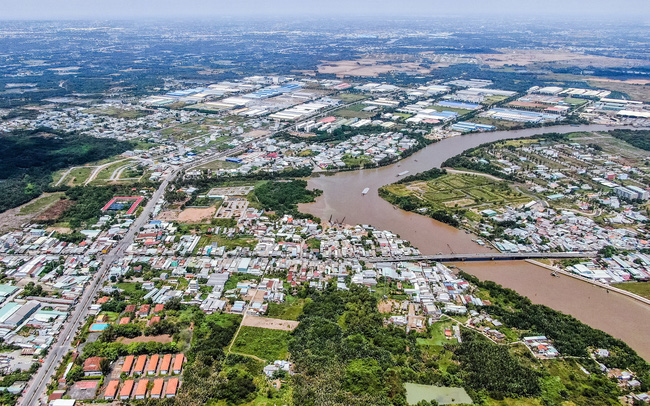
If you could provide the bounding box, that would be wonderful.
[18,193,64,215]
[84,107,148,119]
[383,173,527,218]
[335,93,367,103]
[333,103,375,119]
[264,298,306,321]
[611,282,650,300]
[318,59,430,77]
[35,199,75,222]
[231,326,290,361]
[198,160,241,171]
[478,49,648,69]
[116,334,174,344]
[177,206,217,223]
[241,316,299,331]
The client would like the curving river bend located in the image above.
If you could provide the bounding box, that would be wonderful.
[299,124,650,360]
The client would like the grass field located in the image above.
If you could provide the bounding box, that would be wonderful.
[418,318,458,347]
[482,95,510,105]
[336,93,368,103]
[198,160,241,171]
[342,154,374,167]
[473,116,523,130]
[611,282,650,299]
[93,160,133,182]
[333,103,375,119]
[426,105,473,116]
[84,107,148,119]
[231,326,290,361]
[383,173,528,214]
[266,297,307,321]
[18,193,64,215]
[116,282,140,296]
[194,234,257,253]
[64,167,94,186]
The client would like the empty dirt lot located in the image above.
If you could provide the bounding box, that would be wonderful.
[241,316,299,331]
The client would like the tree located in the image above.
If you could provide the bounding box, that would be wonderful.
[100,358,111,376]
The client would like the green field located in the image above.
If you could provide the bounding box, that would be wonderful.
[333,103,375,119]
[266,297,307,321]
[84,107,148,119]
[198,160,242,171]
[383,173,527,213]
[482,95,510,105]
[231,327,290,361]
[611,282,650,299]
[473,116,524,130]
[335,93,368,103]
[63,167,94,186]
[426,105,473,116]
[18,193,64,215]
[341,154,374,167]
[194,234,257,253]
[418,319,458,347]
[92,160,133,182]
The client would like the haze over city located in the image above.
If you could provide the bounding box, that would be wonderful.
[0,2,649,406]
[3,0,650,19]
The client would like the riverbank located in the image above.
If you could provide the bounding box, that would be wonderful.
[453,260,650,361]
[297,124,650,361]
[526,259,650,307]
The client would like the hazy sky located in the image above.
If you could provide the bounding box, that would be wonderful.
[2,0,650,20]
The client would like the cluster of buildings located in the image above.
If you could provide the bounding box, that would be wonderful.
[567,252,650,284]
[451,139,649,277]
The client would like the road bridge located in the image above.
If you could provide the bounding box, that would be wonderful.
[363,251,598,263]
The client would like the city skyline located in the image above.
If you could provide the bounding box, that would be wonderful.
[3,0,650,20]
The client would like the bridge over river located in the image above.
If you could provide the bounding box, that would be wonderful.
[363,251,597,263]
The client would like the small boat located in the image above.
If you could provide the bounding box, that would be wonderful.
[362,187,369,195]
[551,272,560,278]
[397,171,409,177]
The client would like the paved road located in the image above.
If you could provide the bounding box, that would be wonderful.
[18,106,352,404]
[18,138,263,405]
[363,251,598,263]
[19,170,174,405]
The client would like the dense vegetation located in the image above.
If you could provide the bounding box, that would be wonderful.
[253,180,322,220]
[378,187,461,227]
[395,168,447,184]
[289,284,413,405]
[608,129,650,151]
[0,128,132,212]
[461,272,650,389]
[172,313,250,405]
[59,183,154,228]
[441,132,571,181]
[456,330,540,398]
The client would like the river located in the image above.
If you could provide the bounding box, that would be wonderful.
[298,124,650,360]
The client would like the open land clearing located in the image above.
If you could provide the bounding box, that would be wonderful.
[478,49,648,68]
[318,59,431,77]
[0,192,71,232]
[540,73,650,101]
[241,316,299,331]
[177,206,217,223]
[231,326,290,361]
[383,173,529,221]
[116,334,174,344]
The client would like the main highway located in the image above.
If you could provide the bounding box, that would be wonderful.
[18,95,387,404]
[18,144,253,405]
